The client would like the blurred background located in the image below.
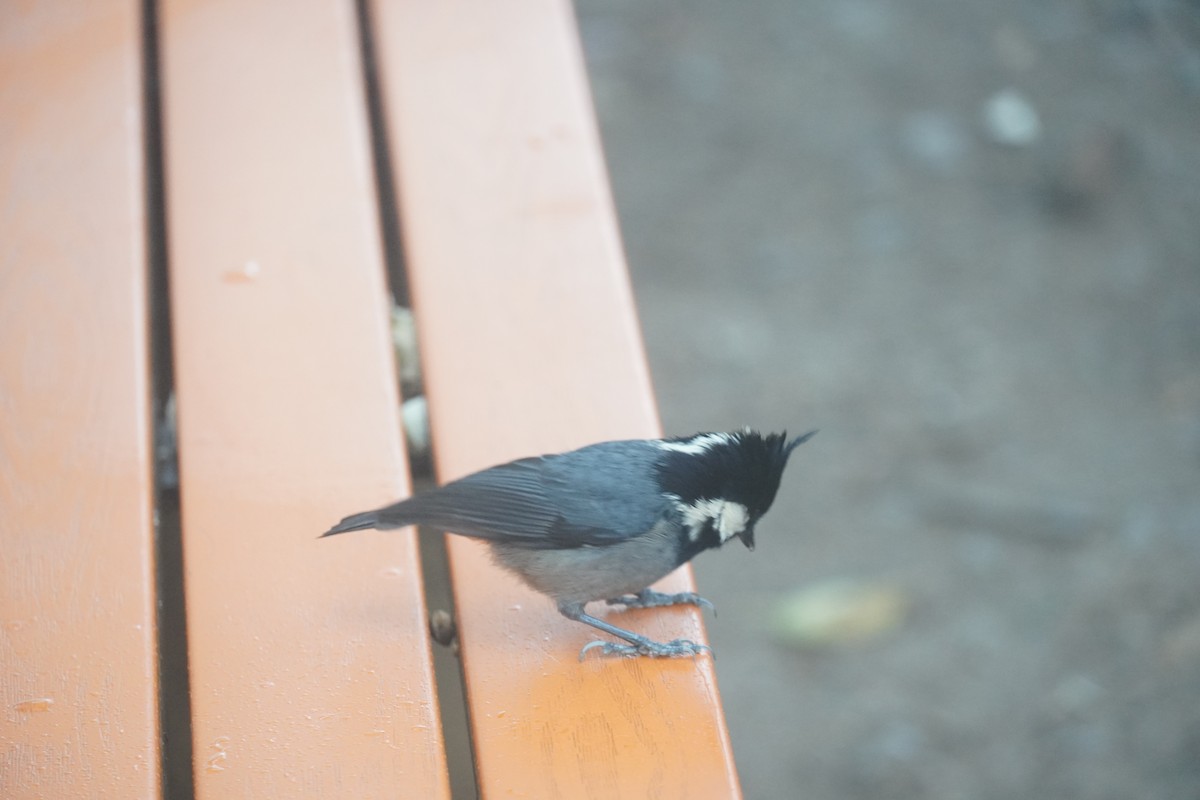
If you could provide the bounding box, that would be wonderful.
[573,1,1200,798]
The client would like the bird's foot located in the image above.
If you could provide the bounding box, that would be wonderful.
[578,637,713,660]
[605,589,716,617]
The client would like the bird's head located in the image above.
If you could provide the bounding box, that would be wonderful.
[656,429,815,554]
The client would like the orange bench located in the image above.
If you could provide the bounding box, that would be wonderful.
[1,2,742,797]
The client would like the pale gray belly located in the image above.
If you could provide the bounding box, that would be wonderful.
[488,520,680,606]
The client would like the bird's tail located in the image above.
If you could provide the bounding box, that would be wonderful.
[320,503,413,538]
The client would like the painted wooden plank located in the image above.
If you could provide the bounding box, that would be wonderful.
[0,2,161,797]
[159,1,449,796]
[368,0,744,796]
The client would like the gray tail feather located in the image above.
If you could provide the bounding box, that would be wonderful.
[320,510,386,538]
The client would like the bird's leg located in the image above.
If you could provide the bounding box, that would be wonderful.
[558,601,713,661]
[605,588,716,617]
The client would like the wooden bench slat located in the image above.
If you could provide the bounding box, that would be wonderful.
[0,3,161,797]
[159,1,449,796]
[369,0,743,796]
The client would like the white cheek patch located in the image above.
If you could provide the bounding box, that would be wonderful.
[682,499,750,543]
[717,502,750,542]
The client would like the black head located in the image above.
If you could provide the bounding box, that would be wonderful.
[656,429,815,556]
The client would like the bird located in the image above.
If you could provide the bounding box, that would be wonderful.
[321,429,815,659]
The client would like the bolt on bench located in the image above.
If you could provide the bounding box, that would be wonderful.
[1,1,741,797]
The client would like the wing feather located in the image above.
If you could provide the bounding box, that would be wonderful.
[372,456,638,548]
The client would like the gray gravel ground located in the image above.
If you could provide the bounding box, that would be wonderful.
[575,1,1200,798]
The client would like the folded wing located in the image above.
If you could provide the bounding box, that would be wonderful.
[326,454,660,549]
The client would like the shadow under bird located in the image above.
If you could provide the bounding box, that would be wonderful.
[322,429,815,659]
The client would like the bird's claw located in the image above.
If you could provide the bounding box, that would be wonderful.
[605,590,717,617]
[578,638,714,661]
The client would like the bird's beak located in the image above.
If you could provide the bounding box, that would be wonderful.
[738,528,755,551]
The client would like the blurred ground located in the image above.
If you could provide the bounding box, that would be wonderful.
[573,1,1200,798]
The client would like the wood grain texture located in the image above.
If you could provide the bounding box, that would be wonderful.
[368,0,743,796]
[0,2,161,797]
[159,1,448,796]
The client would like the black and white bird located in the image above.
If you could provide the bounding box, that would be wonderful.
[322,429,815,659]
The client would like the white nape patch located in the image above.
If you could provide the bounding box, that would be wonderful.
[681,498,750,543]
[659,432,735,456]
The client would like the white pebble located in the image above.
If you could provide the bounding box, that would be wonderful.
[983,88,1042,147]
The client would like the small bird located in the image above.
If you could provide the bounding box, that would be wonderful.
[322,429,815,659]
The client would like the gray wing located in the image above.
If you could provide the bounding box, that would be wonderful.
[368,443,669,549]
